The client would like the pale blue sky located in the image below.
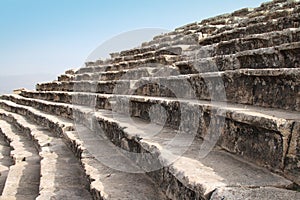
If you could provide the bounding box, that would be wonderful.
[0,0,267,93]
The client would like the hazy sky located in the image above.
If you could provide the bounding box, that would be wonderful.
[0,0,264,93]
[0,0,267,77]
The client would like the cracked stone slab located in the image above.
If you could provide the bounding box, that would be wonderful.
[210,187,300,200]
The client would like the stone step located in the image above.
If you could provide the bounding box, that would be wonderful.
[76,67,153,82]
[83,27,300,81]
[185,28,300,59]
[60,107,300,199]
[0,120,40,200]
[0,110,93,199]
[85,25,300,81]
[117,46,156,58]
[34,68,300,111]
[36,80,130,94]
[2,94,300,187]
[176,42,300,74]
[199,11,300,47]
[152,5,299,50]
[69,122,299,199]
[134,68,300,111]
[75,69,129,81]
[216,4,299,34]
[142,2,299,49]
[210,187,300,200]
[0,133,13,195]
[0,100,168,199]
[1,98,298,199]
[77,28,300,84]
[201,0,298,28]
[76,39,300,84]
[64,126,168,200]
[58,74,74,82]
[214,1,297,31]
[75,65,179,82]
[20,90,113,108]
[78,40,300,85]
[79,36,300,81]
[77,54,180,75]
[109,46,184,65]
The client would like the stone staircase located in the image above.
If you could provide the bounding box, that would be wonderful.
[0,0,300,199]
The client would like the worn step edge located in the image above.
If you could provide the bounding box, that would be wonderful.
[4,93,299,133]
[0,127,13,195]
[0,119,40,199]
[185,27,300,58]
[0,98,298,199]
[3,94,300,183]
[0,101,168,199]
[0,109,93,199]
[4,94,300,181]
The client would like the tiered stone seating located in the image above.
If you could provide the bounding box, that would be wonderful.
[0,0,300,199]
[0,117,40,199]
[0,133,12,195]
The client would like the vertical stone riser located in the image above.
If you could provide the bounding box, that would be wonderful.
[253,75,300,111]
[93,117,204,200]
[280,48,300,68]
[1,100,298,197]
[0,106,106,200]
[201,13,300,46]
[111,98,292,172]
[0,103,69,137]
[284,121,300,185]
[218,120,285,171]
[0,114,42,152]
[134,73,299,111]
[70,109,204,199]
[0,92,296,173]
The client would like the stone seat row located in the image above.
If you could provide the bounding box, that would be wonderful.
[0,108,93,199]
[2,92,300,183]
[79,28,300,83]
[141,1,299,49]
[0,94,299,199]
[0,101,168,200]
[65,40,300,85]
[35,68,300,111]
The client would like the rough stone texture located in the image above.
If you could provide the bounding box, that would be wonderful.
[177,42,300,74]
[77,54,180,74]
[0,101,168,200]
[134,69,300,111]
[285,121,300,185]
[0,133,12,195]
[0,120,40,199]
[210,187,300,200]
[0,110,93,200]
[219,119,285,170]
[1,94,299,189]
[1,0,300,199]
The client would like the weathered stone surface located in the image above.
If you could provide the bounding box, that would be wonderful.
[0,119,40,199]
[177,42,300,74]
[219,119,285,170]
[0,134,13,194]
[3,93,299,176]
[58,74,74,82]
[135,68,300,111]
[2,1,300,199]
[78,54,180,75]
[0,101,168,200]
[201,12,300,46]
[285,121,300,185]
[210,187,300,200]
